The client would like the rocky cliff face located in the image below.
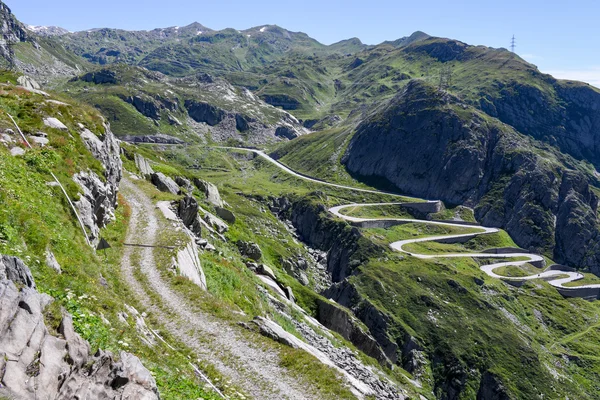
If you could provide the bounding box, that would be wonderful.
[479,79,600,167]
[0,1,28,67]
[74,123,123,245]
[0,255,159,399]
[342,80,600,270]
[290,196,379,282]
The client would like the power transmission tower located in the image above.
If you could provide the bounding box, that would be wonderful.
[510,35,516,53]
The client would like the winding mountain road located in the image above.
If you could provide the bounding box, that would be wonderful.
[221,148,600,297]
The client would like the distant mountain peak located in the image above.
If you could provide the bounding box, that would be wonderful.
[25,25,71,36]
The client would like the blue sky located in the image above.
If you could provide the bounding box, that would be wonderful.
[7,0,600,86]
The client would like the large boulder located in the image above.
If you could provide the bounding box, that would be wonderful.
[177,196,202,237]
[151,173,180,195]
[178,196,199,227]
[193,178,223,207]
[202,212,228,234]
[215,206,236,224]
[135,153,154,177]
[175,176,193,193]
[237,240,262,261]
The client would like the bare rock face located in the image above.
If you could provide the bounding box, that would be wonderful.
[477,371,511,400]
[177,195,203,237]
[0,1,28,67]
[0,255,159,400]
[125,95,161,120]
[0,254,35,288]
[135,153,154,177]
[151,172,180,195]
[73,171,114,244]
[184,100,224,126]
[193,178,223,208]
[316,298,389,366]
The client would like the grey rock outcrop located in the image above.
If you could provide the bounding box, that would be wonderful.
[316,298,389,366]
[193,178,223,207]
[184,100,224,126]
[125,95,161,120]
[202,212,228,234]
[174,234,207,290]
[235,114,250,132]
[45,249,62,273]
[275,125,299,140]
[0,254,35,288]
[175,176,193,193]
[237,240,262,261]
[135,153,154,177]
[0,255,159,400]
[124,134,184,145]
[74,124,123,245]
[17,75,41,91]
[44,117,68,130]
[73,171,115,244]
[76,69,118,85]
[177,195,202,237]
[479,79,600,167]
[135,153,154,178]
[0,2,28,67]
[151,172,180,195]
[290,196,378,282]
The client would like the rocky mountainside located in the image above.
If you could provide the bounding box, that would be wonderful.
[0,255,159,399]
[342,80,600,270]
[2,1,600,399]
[0,1,28,67]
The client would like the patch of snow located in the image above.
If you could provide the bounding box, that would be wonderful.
[260,27,267,33]
[246,34,251,37]
[196,31,203,35]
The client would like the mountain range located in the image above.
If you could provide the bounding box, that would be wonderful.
[1,1,600,399]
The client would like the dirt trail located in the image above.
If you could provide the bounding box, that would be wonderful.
[120,176,317,400]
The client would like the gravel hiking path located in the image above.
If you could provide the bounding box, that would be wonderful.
[220,148,600,295]
[120,176,318,400]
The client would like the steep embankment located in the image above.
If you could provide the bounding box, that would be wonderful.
[342,80,600,271]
